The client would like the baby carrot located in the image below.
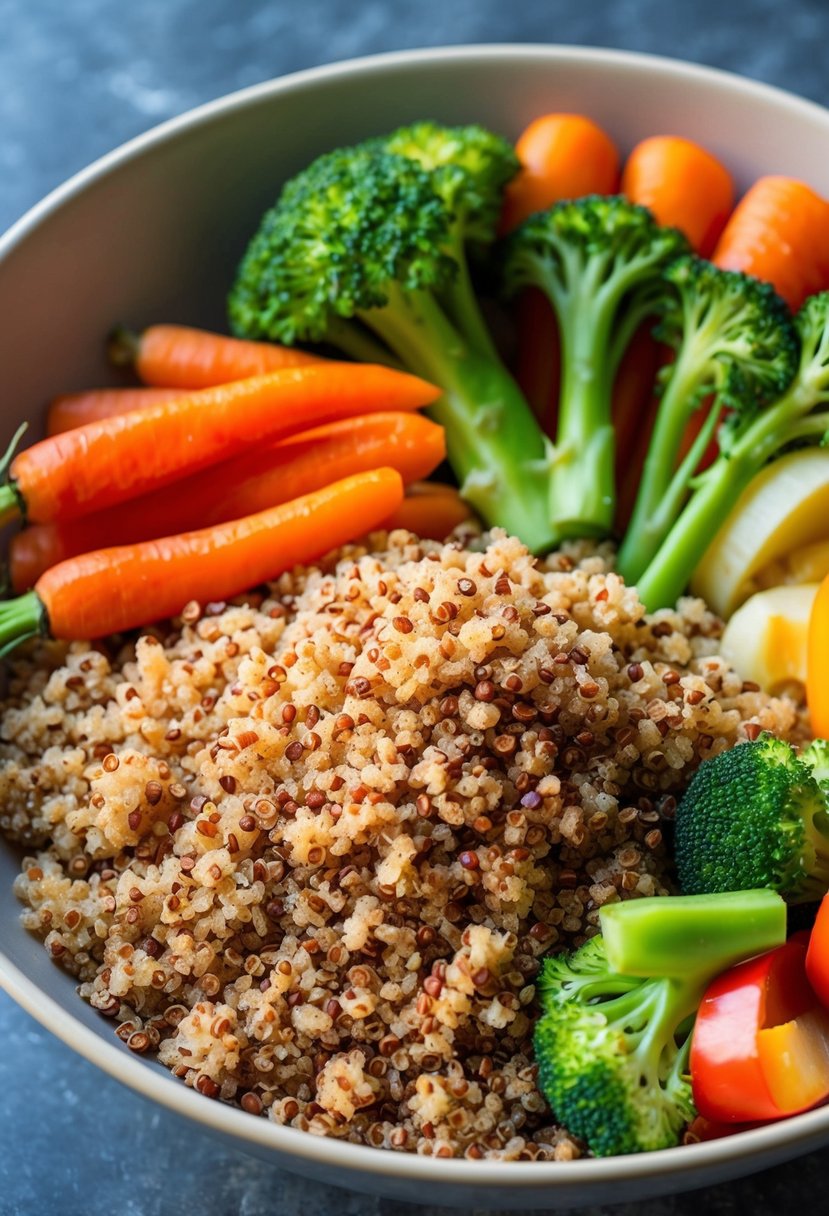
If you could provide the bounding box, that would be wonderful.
[712,176,829,310]
[621,136,734,256]
[385,482,473,540]
[9,413,446,590]
[47,386,187,435]
[500,113,620,233]
[0,469,404,651]
[110,323,324,389]
[0,363,439,527]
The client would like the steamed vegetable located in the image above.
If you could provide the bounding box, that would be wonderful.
[806,887,829,1007]
[47,386,186,435]
[505,115,620,429]
[616,256,798,590]
[691,935,829,1123]
[621,136,734,255]
[500,113,619,232]
[384,481,473,539]
[629,287,829,612]
[718,583,817,694]
[808,574,829,739]
[691,449,829,618]
[0,469,403,651]
[0,363,438,527]
[534,890,786,1156]
[501,195,689,540]
[109,322,324,388]
[228,128,559,552]
[9,412,445,590]
[713,176,829,311]
[674,733,829,902]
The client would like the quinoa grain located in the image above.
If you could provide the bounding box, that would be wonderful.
[0,530,806,1159]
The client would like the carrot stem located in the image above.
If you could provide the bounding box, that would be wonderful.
[0,590,45,657]
[107,326,141,368]
[0,482,23,527]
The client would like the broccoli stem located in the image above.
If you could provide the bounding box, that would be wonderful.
[441,233,501,363]
[323,318,403,369]
[633,451,760,611]
[634,377,829,610]
[635,976,698,1069]
[599,889,787,978]
[356,286,556,553]
[546,276,620,541]
[617,344,713,583]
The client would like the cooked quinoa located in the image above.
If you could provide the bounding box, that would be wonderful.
[0,528,805,1160]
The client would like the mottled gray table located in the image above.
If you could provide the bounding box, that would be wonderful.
[2,1,829,1212]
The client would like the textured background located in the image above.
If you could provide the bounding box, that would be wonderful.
[2,0,829,1212]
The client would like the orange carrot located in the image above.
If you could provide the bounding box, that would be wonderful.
[614,339,674,533]
[621,136,734,256]
[614,346,719,534]
[505,116,619,434]
[675,399,721,475]
[110,323,324,389]
[515,289,561,431]
[385,482,473,540]
[10,413,446,591]
[712,176,829,310]
[612,323,662,493]
[500,113,620,233]
[0,470,404,650]
[47,387,188,435]
[0,364,439,528]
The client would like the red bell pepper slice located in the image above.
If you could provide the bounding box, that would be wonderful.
[691,936,829,1122]
[806,891,829,1008]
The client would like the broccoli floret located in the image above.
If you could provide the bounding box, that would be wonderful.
[674,733,829,901]
[804,737,829,798]
[617,258,798,591]
[500,196,689,541]
[228,135,556,552]
[534,891,786,1157]
[379,121,519,358]
[630,289,829,612]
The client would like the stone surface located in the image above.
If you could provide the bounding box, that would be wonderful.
[2,0,829,1212]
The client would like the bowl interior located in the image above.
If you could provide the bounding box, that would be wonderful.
[3,44,829,1208]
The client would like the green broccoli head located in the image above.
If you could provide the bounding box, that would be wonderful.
[657,256,799,426]
[501,195,689,306]
[535,938,695,1157]
[803,737,829,798]
[228,146,456,345]
[794,291,829,391]
[379,121,519,244]
[227,132,558,555]
[674,733,829,902]
[498,195,689,542]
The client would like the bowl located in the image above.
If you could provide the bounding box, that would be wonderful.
[3,43,829,1209]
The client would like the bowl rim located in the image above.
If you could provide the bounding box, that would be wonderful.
[3,40,829,1190]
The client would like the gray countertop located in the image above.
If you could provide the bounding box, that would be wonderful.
[2,1,828,1212]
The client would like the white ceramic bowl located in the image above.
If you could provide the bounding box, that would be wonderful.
[3,44,829,1209]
